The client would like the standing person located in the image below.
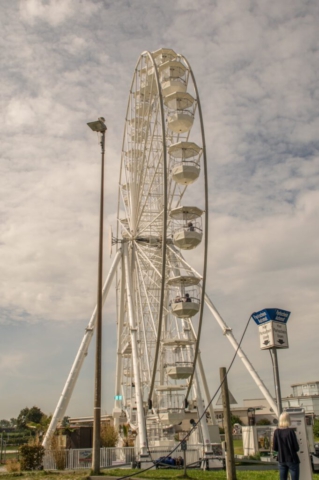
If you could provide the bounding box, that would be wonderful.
[273,412,300,480]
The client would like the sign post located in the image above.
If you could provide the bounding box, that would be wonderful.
[252,308,291,417]
[181,440,187,477]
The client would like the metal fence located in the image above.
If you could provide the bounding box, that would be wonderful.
[43,446,136,470]
[43,444,205,470]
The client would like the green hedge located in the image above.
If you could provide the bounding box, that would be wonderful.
[19,444,45,471]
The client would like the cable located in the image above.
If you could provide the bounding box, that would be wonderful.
[115,313,253,479]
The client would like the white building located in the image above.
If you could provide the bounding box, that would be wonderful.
[282,381,319,417]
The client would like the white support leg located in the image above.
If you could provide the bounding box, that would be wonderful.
[123,243,148,456]
[167,246,278,416]
[113,253,125,430]
[42,249,122,449]
[204,293,278,416]
[193,368,212,452]
[189,322,217,426]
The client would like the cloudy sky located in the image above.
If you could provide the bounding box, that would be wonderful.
[1,0,319,422]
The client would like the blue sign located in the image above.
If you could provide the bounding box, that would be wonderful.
[252,308,291,326]
[114,395,122,400]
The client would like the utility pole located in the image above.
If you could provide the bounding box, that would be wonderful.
[87,117,107,474]
[220,367,237,480]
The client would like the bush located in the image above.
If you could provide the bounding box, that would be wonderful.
[100,423,119,448]
[19,444,45,470]
[314,419,319,439]
[50,433,66,470]
[256,418,271,425]
[5,459,21,473]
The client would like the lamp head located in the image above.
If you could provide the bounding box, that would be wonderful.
[87,117,107,132]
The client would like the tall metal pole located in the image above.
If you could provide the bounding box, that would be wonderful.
[90,119,107,474]
[270,348,283,416]
[220,367,237,480]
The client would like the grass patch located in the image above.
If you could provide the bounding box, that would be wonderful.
[0,467,318,480]
[103,467,319,480]
[233,440,244,456]
[0,471,90,480]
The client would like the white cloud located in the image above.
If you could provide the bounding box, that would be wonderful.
[19,0,74,26]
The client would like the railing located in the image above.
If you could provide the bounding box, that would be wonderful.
[171,159,200,167]
[170,296,200,304]
[43,444,208,470]
[43,446,136,470]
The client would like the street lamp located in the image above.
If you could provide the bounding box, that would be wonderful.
[87,117,107,474]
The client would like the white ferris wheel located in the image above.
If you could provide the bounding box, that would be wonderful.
[113,47,212,452]
[43,48,278,459]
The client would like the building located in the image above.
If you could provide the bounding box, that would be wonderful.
[282,381,319,417]
[214,398,277,427]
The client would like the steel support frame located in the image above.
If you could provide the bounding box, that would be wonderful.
[123,243,149,456]
[113,252,126,430]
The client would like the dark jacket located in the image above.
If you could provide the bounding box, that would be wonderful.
[273,427,300,464]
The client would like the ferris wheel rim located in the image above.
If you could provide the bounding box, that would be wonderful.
[116,48,209,425]
[116,50,168,403]
[179,54,209,401]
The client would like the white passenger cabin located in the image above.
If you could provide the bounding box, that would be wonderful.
[135,91,151,116]
[163,338,194,380]
[168,275,201,318]
[152,48,177,66]
[156,385,186,425]
[159,60,187,97]
[169,141,201,185]
[165,92,195,133]
[170,206,203,250]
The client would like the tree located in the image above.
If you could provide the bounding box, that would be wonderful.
[17,407,45,429]
[313,418,319,439]
[61,416,70,427]
[26,414,51,443]
[10,418,17,427]
[230,414,243,426]
[0,419,10,428]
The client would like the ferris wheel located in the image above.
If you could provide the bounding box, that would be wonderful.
[112,48,213,452]
[43,49,279,460]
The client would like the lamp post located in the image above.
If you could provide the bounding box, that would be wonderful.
[87,117,107,474]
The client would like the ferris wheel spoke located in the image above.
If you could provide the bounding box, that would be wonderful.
[167,244,202,278]
[136,154,164,229]
[136,101,160,193]
[134,283,152,383]
[134,252,158,336]
[134,241,162,278]
[135,249,170,317]
[136,209,164,236]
